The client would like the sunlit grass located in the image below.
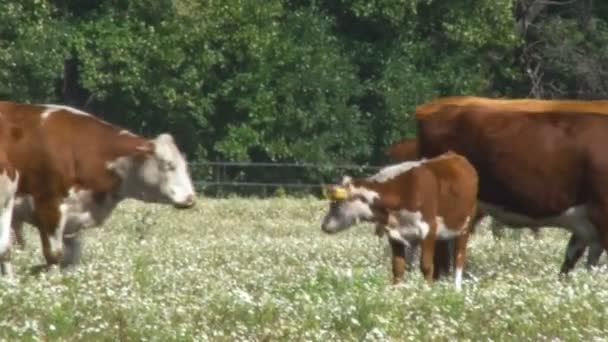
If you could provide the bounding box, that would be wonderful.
[1,197,607,341]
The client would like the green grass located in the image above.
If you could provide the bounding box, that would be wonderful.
[1,197,608,341]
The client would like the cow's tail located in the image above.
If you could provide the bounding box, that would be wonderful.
[386,138,420,162]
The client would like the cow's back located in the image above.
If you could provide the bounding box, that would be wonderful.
[416,96,608,118]
[424,153,478,227]
[0,101,148,196]
[416,105,608,217]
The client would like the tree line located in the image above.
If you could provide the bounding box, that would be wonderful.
[1,0,607,191]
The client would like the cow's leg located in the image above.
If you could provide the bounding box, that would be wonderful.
[453,231,471,291]
[588,204,608,270]
[35,201,68,268]
[61,233,82,269]
[0,194,16,280]
[389,238,406,285]
[560,234,587,275]
[433,240,451,280]
[11,221,26,250]
[530,227,542,240]
[586,241,603,269]
[419,234,437,284]
[489,218,505,240]
[405,240,420,272]
[374,223,385,238]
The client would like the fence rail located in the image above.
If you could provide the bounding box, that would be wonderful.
[190,160,384,196]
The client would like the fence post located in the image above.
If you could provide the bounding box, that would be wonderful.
[215,156,222,197]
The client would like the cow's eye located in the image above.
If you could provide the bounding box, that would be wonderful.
[163,161,176,171]
[355,195,369,204]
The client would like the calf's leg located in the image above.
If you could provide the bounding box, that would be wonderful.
[420,234,437,284]
[433,240,451,280]
[453,231,471,291]
[389,238,406,285]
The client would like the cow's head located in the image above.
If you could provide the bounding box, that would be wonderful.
[112,133,196,209]
[321,176,378,234]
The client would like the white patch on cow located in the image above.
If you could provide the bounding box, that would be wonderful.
[436,216,468,239]
[388,210,430,241]
[386,212,467,244]
[40,104,117,130]
[367,160,426,183]
[119,129,136,136]
[455,266,463,291]
[60,187,118,235]
[341,175,353,185]
[350,186,380,203]
[386,227,411,247]
[478,202,596,241]
[10,187,121,253]
[41,104,91,120]
[0,170,18,279]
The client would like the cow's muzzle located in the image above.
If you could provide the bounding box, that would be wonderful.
[174,194,196,209]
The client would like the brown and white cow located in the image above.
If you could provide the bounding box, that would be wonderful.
[389,96,608,275]
[0,101,196,277]
[321,152,478,290]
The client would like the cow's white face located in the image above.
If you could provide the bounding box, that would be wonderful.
[321,177,377,234]
[112,133,196,208]
[137,134,196,208]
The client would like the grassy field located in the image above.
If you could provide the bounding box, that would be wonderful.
[1,197,608,341]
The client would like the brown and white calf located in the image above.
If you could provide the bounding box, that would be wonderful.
[0,101,196,277]
[321,152,478,290]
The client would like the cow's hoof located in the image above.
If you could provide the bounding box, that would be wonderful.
[61,237,82,269]
[29,263,60,276]
[29,264,49,276]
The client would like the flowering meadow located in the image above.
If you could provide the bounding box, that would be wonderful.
[1,197,608,341]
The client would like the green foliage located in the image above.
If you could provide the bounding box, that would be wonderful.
[532,16,608,98]
[0,1,67,101]
[1,0,606,188]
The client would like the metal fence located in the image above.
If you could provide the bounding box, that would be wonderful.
[190,160,383,197]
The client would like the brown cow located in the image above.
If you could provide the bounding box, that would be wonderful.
[321,152,478,290]
[392,98,608,274]
[415,96,608,117]
[0,101,196,277]
[388,96,608,163]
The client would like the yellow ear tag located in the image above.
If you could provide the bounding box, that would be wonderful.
[329,186,348,201]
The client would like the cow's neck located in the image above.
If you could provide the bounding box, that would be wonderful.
[107,155,156,203]
[353,179,402,210]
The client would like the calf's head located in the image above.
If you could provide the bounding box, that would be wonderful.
[321,176,378,234]
[113,133,196,209]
